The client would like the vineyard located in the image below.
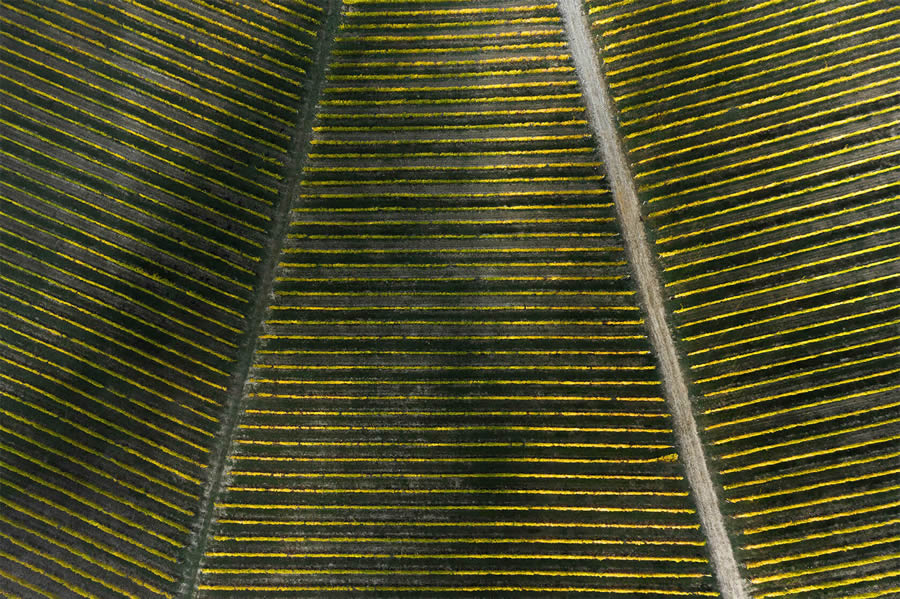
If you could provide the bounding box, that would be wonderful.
[0,1,897,598]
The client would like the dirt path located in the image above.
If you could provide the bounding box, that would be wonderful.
[557,1,751,597]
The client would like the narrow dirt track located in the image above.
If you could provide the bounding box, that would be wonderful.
[557,1,750,597]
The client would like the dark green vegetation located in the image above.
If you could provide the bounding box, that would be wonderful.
[1,0,898,598]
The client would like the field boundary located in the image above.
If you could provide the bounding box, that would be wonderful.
[556,1,750,597]
[174,2,345,597]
